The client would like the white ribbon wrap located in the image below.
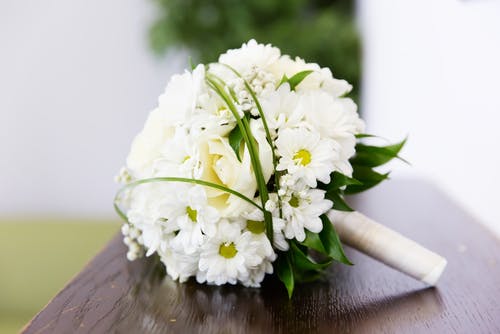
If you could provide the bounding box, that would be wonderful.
[328,210,447,285]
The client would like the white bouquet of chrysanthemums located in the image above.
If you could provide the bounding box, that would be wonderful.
[115,40,446,296]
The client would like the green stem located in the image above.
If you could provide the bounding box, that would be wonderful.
[206,73,274,243]
[221,64,283,218]
[114,177,264,223]
[240,115,274,235]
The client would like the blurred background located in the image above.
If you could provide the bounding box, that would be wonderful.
[1,0,499,332]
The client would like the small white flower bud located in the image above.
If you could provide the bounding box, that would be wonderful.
[263,83,275,93]
[123,236,132,246]
[265,199,277,212]
[241,102,252,111]
[129,228,140,239]
[238,90,248,100]
[121,224,130,235]
[126,251,137,261]
[247,107,258,116]
[129,243,140,253]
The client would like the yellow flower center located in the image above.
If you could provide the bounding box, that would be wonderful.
[219,242,237,259]
[246,220,266,234]
[293,149,312,166]
[182,155,190,162]
[289,195,300,208]
[186,206,198,222]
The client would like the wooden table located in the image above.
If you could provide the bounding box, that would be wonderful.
[22,180,500,333]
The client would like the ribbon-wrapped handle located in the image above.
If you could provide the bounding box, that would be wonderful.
[328,210,447,285]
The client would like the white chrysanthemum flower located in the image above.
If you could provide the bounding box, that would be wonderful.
[276,173,300,196]
[218,39,281,77]
[297,90,364,176]
[317,67,353,97]
[299,90,364,141]
[165,185,219,254]
[197,220,263,285]
[210,40,280,99]
[126,65,206,179]
[126,184,179,256]
[189,91,236,138]
[158,64,206,126]
[241,206,288,252]
[260,83,302,134]
[270,217,289,251]
[151,127,202,179]
[189,112,235,138]
[159,247,200,283]
[280,185,332,242]
[239,213,273,258]
[235,212,279,288]
[241,260,274,288]
[139,222,171,257]
[126,108,176,179]
[276,127,339,187]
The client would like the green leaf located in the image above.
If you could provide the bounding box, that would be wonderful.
[290,242,331,272]
[319,215,352,265]
[301,230,326,254]
[287,70,313,90]
[293,270,323,283]
[276,254,294,298]
[350,138,407,167]
[278,74,289,87]
[228,126,243,162]
[324,191,354,212]
[325,171,362,191]
[355,133,377,139]
[344,166,390,195]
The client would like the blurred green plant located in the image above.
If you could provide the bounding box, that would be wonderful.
[149,0,361,101]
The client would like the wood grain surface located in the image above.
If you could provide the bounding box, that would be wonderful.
[22,180,500,333]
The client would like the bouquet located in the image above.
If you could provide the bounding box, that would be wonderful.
[115,40,446,297]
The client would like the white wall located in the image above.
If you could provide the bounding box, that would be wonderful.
[0,0,184,218]
[358,0,500,236]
